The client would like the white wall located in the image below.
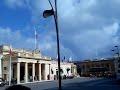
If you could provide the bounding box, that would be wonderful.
[50,63,72,77]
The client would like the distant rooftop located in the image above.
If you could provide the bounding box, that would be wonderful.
[73,57,114,63]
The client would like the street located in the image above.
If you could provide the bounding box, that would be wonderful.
[1,77,120,90]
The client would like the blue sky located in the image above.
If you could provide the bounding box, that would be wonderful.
[0,0,120,61]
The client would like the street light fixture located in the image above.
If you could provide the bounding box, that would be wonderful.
[111,50,115,51]
[115,46,119,56]
[111,46,120,60]
[43,0,62,90]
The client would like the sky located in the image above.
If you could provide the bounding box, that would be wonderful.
[0,0,120,61]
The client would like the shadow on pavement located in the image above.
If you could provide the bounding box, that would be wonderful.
[45,78,120,90]
[4,85,31,90]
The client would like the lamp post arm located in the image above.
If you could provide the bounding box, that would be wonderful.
[48,0,54,10]
[47,0,57,25]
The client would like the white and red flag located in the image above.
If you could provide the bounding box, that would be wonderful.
[35,30,38,49]
[35,30,38,39]
[9,45,12,56]
[56,55,58,61]
[68,57,72,63]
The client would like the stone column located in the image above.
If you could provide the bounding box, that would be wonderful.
[38,63,41,81]
[25,62,28,83]
[17,62,20,84]
[32,63,35,82]
[49,64,51,80]
[44,64,47,80]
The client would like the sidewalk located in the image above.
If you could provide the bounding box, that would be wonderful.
[0,80,55,90]
[19,80,55,85]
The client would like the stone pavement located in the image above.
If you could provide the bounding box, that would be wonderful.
[1,77,120,90]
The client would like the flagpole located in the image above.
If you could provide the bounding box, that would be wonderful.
[9,45,12,86]
[35,30,38,50]
[35,30,36,50]
[96,48,98,59]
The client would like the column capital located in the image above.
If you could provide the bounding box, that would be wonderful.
[46,63,51,65]
[17,62,21,63]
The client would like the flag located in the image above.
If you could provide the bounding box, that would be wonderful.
[68,57,72,63]
[9,45,12,56]
[35,30,38,39]
[43,9,54,18]
[56,55,58,61]
[63,56,65,62]
[64,56,65,60]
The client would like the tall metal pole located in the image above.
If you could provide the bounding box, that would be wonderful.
[47,0,61,89]
[9,53,11,86]
[54,0,62,89]
[116,46,119,56]
[116,46,119,61]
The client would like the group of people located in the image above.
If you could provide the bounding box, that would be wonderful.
[29,76,38,82]
[53,75,74,80]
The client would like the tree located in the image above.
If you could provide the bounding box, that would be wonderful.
[66,68,70,76]
[60,69,63,74]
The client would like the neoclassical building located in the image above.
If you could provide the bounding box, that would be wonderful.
[0,45,77,84]
[75,59,115,77]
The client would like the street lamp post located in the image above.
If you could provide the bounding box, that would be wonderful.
[115,46,119,56]
[111,46,119,61]
[43,0,61,90]
[115,46,120,62]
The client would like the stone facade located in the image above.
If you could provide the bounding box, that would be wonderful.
[75,59,115,77]
[0,45,77,84]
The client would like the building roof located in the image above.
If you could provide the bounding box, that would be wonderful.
[0,45,51,61]
[74,58,114,64]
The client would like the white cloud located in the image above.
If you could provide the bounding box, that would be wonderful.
[3,0,120,60]
[0,27,34,49]
[4,0,27,8]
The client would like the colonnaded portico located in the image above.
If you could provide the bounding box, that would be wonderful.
[0,45,77,84]
[11,62,49,84]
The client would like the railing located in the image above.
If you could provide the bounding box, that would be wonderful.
[2,45,51,60]
[3,45,33,53]
[13,53,51,60]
